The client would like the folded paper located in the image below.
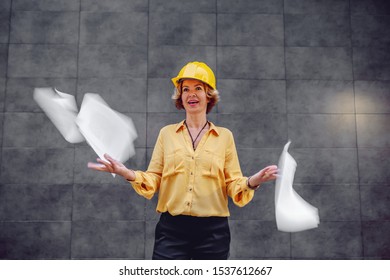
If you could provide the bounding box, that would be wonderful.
[75,93,137,164]
[275,141,320,232]
[34,88,137,170]
[33,88,85,143]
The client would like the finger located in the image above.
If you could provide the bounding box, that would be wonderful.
[265,165,278,172]
[104,153,118,165]
[87,162,108,171]
[97,158,114,172]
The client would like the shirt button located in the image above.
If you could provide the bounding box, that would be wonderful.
[189,188,192,191]
[190,172,193,175]
[186,202,190,206]
[192,156,194,160]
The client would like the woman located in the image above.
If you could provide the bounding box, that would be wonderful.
[88,61,278,259]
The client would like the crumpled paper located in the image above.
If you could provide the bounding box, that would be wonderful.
[275,141,320,232]
[33,88,137,169]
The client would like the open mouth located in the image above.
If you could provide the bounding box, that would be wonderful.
[188,100,199,105]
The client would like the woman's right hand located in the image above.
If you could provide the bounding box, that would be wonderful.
[87,153,135,181]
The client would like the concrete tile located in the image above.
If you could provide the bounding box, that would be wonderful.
[1,148,74,184]
[294,184,361,221]
[78,45,147,78]
[290,148,359,184]
[353,47,390,80]
[3,113,73,148]
[147,78,178,113]
[285,14,350,47]
[287,80,354,114]
[358,148,390,184]
[0,44,7,77]
[146,113,186,147]
[40,149,75,184]
[217,0,283,14]
[229,220,290,259]
[284,0,349,14]
[124,113,147,148]
[71,221,144,259]
[81,0,148,12]
[229,182,275,221]
[0,12,10,43]
[0,184,72,221]
[1,148,41,184]
[288,114,357,148]
[74,146,147,184]
[145,220,158,259]
[148,46,216,78]
[357,115,390,148]
[80,12,147,46]
[5,78,77,112]
[0,78,4,111]
[361,185,390,221]
[352,15,390,47]
[0,0,11,11]
[217,113,287,148]
[73,184,145,221]
[286,47,353,80]
[218,79,286,113]
[291,222,362,259]
[236,148,280,176]
[355,81,390,113]
[0,221,71,259]
[218,14,283,46]
[219,80,285,112]
[351,0,390,15]
[362,221,390,258]
[151,0,215,13]
[10,11,79,44]
[218,47,285,79]
[149,12,215,46]
[0,113,3,147]
[12,0,80,11]
[77,78,147,113]
[8,44,77,78]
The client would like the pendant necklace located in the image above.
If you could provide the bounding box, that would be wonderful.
[184,120,209,150]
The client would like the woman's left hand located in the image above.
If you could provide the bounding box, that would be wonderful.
[249,165,278,187]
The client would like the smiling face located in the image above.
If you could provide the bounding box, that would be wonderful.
[181,79,209,115]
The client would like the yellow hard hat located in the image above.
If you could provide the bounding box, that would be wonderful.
[171,61,216,89]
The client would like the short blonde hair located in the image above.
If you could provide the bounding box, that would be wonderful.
[171,80,220,114]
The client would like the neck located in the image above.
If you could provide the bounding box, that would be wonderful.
[185,114,207,129]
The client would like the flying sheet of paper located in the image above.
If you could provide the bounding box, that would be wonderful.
[34,88,138,177]
[33,88,85,143]
[75,93,137,164]
[275,141,320,232]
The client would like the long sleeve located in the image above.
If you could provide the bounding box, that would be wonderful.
[130,131,164,199]
[224,131,255,207]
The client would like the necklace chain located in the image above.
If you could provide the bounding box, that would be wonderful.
[184,120,208,150]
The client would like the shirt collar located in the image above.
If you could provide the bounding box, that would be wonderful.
[175,119,220,136]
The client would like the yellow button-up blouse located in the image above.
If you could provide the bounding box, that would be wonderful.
[129,120,254,217]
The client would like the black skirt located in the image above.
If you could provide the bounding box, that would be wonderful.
[152,212,231,260]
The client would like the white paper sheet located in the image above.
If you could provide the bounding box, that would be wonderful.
[34,88,138,175]
[33,88,85,143]
[75,93,137,164]
[275,141,320,232]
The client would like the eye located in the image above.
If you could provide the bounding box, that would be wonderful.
[183,88,189,92]
[196,86,203,91]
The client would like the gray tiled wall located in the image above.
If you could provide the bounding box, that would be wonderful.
[0,0,389,260]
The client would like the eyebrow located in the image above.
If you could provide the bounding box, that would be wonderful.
[183,84,203,88]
